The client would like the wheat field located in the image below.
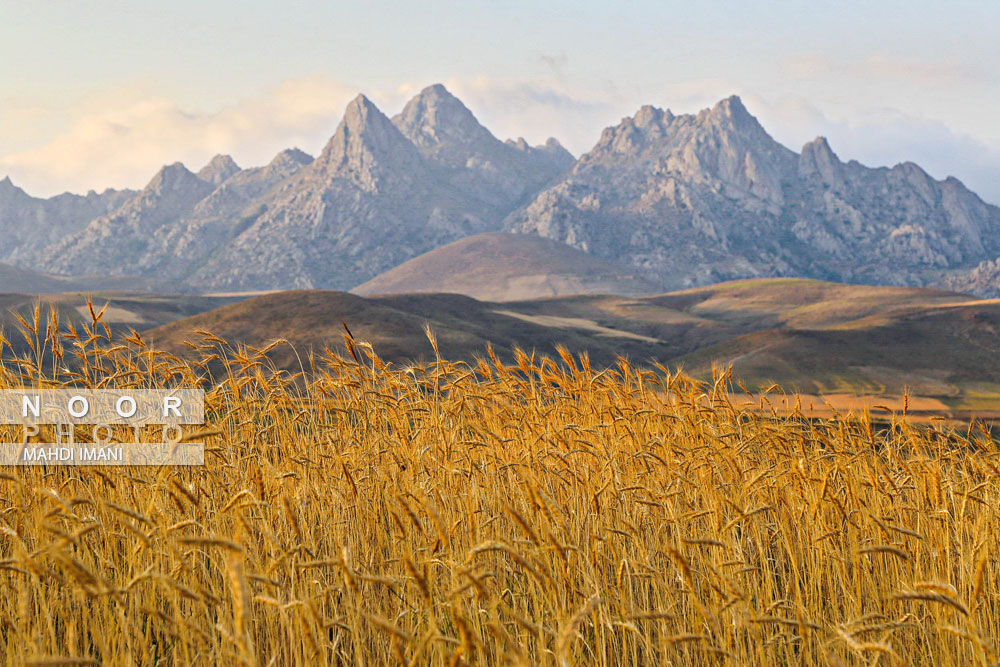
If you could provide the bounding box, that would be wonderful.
[0,305,997,665]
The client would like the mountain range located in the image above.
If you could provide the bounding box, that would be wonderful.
[3,85,1000,298]
[507,96,1000,290]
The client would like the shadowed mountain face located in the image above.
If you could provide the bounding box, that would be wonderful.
[506,96,1000,290]
[3,88,1000,296]
[0,177,134,263]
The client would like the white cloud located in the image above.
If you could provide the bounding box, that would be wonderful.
[3,73,1000,207]
[0,75,363,197]
[0,73,613,196]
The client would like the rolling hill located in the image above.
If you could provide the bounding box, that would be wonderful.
[0,263,177,294]
[141,278,1000,415]
[0,292,247,357]
[352,232,665,300]
[143,290,670,373]
[1,278,989,416]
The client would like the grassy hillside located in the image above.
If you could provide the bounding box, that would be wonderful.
[0,292,246,357]
[144,290,672,372]
[0,263,174,294]
[140,278,1000,415]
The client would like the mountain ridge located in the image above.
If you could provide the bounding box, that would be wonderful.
[505,95,1000,291]
[2,88,1000,297]
[8,85,573,291]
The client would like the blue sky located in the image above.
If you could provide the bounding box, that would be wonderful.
[3,0,999,201]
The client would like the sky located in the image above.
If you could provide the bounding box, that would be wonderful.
[2,0,999,202]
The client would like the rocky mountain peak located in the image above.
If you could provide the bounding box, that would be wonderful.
[894,160,931,180]
[0,176,25,199]
[144,163,206,194]
[633,104,668,129]
[269,147,314,170]
[537,138,574,163]
[508,137,531,152]
[506,136,573,161]
[802,136,836,156]
[197,155,241,185]
[799,136,844,186]
[510,92,1000,294]
[544,137,569,151]
[591,112,656,156]
[389,84,573,208]
[325,94,404,151]
[341,93,382,127]
[710,95,752,123]
[392,83,496,156]
[7,86,1000,298]
[317,95,422,189]
[890,160,940,207]
[697,95,773,146]
[0,176,31,209]
[589,97,775,163]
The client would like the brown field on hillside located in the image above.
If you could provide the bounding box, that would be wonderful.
[143,279,1000,412]
[725,392,996,423]
[0,309,997,665]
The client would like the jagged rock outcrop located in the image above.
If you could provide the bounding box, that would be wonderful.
[196,155,241,186]
[940,257,1000,298]
[506,96,1000,289]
